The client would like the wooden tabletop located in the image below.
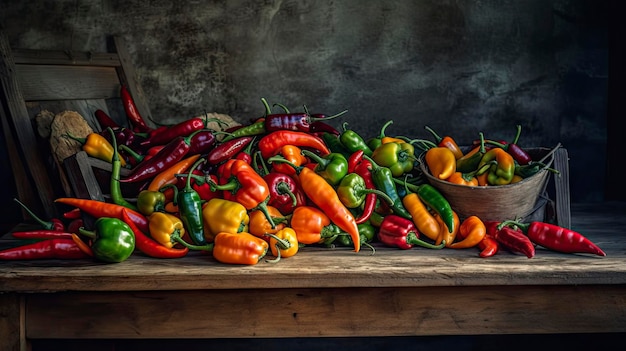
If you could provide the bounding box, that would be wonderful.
[2,201,624,293]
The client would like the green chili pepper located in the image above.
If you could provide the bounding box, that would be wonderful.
[366,120,394,151]
[339,122,373,157]
[371,141,415,177]
[369,211,385,228]
[321,132,353,159]
[392,178,455,234]
[79,217,135,263]
[337,222,376,248]
[336,173,394,209]
[363,155,412,220]
[108,127,138,212]
[136,190,166,216]
[301,149,349,186]
[177,157,207,245]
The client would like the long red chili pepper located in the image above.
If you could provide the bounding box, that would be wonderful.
[121,135,192,183]
[94,109,121,129]
[54,198,149,233]
[121,209,189,259]
[500,220,605,256]
[258,130,330,159]
[11,230,74,240]
[0,238,88,260]
[120,85,152,133]
[351,152,378,224]
[140,117,206,148]
[207,136,254,165]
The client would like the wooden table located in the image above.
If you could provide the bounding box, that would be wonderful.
[1,202,625,350]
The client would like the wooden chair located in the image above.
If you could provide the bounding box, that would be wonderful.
[0,28,152,219]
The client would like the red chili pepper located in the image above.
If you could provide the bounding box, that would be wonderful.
[120,209,189,259]
[347,150,364,173]
[140,117,206,148]
[178,170,220,202]
[63,208,82,219]
[11,230,74,240]
[264,110,347,133]
[377,214,445,250]
[207,136,254,165]
[263,172,306,215]
[54,198,149,234]
[258,130,330,159]
[0,238,88,260]
[500,220,605,256]
[493,224,535,258]
[94,109,121,129]
[120,85,152,133]
[13,198,65,231]
[309,120,340,135]
[67,218,84,235]
[235,136,256,164]
[121,136,192,183]
[352,155,378,224]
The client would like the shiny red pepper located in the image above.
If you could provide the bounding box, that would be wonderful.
[141,117,206,148]
[120,85,152,133]
[258,130,330,158]
[377,214,445,250]
[207,136,254,165]
[0,238,88,260]
[94,109,121,129]
[121,135,193,183]
[263,172,306,215]
[493,224,535,258]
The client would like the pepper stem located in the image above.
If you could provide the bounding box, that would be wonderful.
[13,198,54,230]
[252,197,277,229]
[310,109,348,122]
[407,232,445,249]
[171,232,214,251]
[264,233,291,263]
[276,181,298,207]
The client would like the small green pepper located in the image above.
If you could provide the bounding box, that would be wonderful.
[371,141,415,177]
[366,120,394,151]
[321,132,353,159]
[79,217,135,263]
[301,149,349,186]
[336,173,394,209]
[339,122,373,157]
[336,222,377,253]
[362,155,412,220]
[176,157,207,245]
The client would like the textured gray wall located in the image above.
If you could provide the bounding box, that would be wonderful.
[1,0,608,203]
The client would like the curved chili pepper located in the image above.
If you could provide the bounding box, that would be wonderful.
[267,156,361,252]
[258,130,330,159]
[347,150,364,173]
[424,125,463,160]
[499,220,605,256]
[13,198,65,231]
[121,209,189,259]
[55,197,149,234]
[120,85,152,133]
[434,210,459,247]
[321,132,353,159]
[147,154,202,192]
[449,215,486,249]
[108,128,139,211]
[94,109,121,129]
[220,120,266,143]
[401,192,440,242]
[140,117,206,148]
[121,134,194,183]
[352,157,378,224]
[207,136,254,165]
[425,147,456,180]
[362,155,412,220]
[65,132,127,167]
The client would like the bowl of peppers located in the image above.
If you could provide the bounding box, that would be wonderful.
[417,140,560,223]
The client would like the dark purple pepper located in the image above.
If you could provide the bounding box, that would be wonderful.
[264,110,347,133]
[206,136,254,165]
[188,129,217,155]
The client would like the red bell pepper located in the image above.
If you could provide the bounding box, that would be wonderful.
[263,172,306,215]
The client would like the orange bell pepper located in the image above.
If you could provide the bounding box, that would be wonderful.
[212,231,269,265]
[248,206,286,242]
[425,147,456,180]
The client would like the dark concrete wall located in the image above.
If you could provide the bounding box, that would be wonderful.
[0,0,608,203]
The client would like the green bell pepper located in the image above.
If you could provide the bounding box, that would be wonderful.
[301,149,348,186]
[136,190,166,216]
[371,142,415,177]
[336,172,394,209]
[339,122,373,157]
[79,217,135,263]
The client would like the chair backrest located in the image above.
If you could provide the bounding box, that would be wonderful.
[0,29,152,218]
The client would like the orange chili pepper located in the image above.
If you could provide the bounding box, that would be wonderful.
[271,145,308,176]
[446,171,478,186]
[402,193,440,241]
[147,153,202,193]
[248,206,286,242]
[425,147,456,180]
[449,215,486,249]
[435,210,460,247]
[424,126,463,160]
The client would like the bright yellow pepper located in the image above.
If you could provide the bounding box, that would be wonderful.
[266,227,299,263]
[148,212,185,249]
[425,147,456,180]
[202,198,249,242]
[67,132,126,166]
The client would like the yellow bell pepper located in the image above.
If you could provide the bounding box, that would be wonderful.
[266,227,299,263]
[202,198,249,242]
[148,212,185,249]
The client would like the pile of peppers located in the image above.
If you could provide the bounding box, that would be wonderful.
[2,94,605,263]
